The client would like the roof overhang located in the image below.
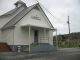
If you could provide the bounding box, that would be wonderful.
[21,24,54,30]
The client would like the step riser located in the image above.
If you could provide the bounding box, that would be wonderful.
[0,43,11,52]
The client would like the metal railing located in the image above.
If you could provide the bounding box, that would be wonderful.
[39,37,49,43]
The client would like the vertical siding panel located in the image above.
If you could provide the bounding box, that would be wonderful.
[2,29,14,45]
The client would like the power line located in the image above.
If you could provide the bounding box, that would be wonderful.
[35,0,65,24]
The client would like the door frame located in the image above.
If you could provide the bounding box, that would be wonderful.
[34,30,38,44]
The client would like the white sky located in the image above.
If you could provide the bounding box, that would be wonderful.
[0,0,80,35]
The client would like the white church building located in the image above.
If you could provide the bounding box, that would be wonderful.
[0,1,55,52]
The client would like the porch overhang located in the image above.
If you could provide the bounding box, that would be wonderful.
[20,24,55,52]
[21,24,54,30]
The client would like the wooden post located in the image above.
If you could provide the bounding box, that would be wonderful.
[44,29,47,43]
[68,16,70,36]
[56,29,58,48]
[29,26,31,53]
[67,16,70,47]
[13,29,15,51]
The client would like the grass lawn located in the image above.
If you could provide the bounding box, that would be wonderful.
[54,39,80,48]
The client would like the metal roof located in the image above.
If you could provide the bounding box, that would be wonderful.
[1,4,37,30]
[1,3,54,30]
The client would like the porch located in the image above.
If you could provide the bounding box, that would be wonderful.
[20,25,54,52]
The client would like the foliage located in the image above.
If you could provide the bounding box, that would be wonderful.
[54,39,80,48]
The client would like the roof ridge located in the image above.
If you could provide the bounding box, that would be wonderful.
[1,4,37,30]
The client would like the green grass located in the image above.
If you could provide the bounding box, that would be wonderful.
[54,39,80,48]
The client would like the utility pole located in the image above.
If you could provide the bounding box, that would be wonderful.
[67,16,71,47]
[67,16,70,35]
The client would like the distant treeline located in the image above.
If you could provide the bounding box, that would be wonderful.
[53,32,80,41]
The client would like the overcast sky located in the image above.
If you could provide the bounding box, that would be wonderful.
[0,0,80,35]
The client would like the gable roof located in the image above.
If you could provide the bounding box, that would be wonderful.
[1,3,54,30]
[0,8,19,17]
[0,0,26,17]
[0,9,17,17]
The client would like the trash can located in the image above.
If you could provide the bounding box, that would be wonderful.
[17,46,21,52]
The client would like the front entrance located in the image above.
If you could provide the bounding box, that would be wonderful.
[34,30,38,43]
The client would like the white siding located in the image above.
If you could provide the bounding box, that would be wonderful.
[2,29,14,45]
[48,30,53,45]
[14,26,29,45]
[18,9,52,28]
[0,30,2,42]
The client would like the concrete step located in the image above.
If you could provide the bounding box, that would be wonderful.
[32,43,55,53]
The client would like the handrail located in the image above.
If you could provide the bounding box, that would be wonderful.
[39,37,49,43]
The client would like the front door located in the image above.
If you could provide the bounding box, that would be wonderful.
[34,30,38,43]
